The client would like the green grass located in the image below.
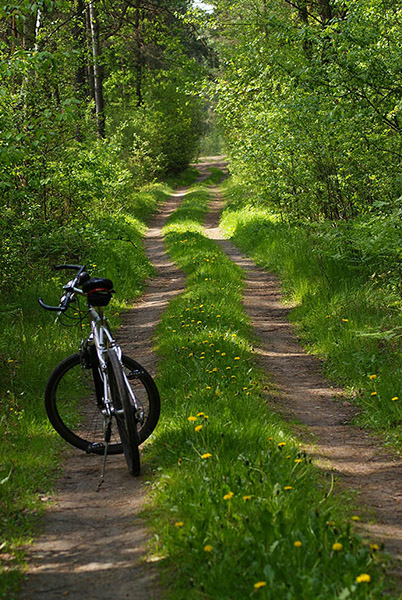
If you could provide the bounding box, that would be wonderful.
[0,169,199,599]
[220,179,402,449]
[145,175,393,599]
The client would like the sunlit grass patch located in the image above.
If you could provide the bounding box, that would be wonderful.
[147,176,391,599]
[220,179,402,445]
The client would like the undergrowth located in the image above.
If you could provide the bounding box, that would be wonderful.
[219,179,402,449]
[146,175,392,599]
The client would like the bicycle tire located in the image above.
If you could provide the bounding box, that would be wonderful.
[45,352,160,455]
[107,349,140,476]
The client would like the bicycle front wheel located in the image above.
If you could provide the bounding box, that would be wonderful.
[107,350,140,476]
[45,352,160,456]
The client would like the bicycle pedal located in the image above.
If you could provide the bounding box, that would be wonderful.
[135,409,145,424]
[86,442,104,454]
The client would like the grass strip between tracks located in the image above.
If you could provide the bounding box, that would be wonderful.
[146,172,393,599]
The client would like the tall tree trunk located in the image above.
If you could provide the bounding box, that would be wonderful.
[135,0,143,107]
[74,0,87,97]
[86,5,95,102]
[89,1,105,138]
[74,0,87,141]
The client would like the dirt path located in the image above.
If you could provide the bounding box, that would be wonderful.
[203,165,402,582]
[19,169,212,600]
[20,158,402,599]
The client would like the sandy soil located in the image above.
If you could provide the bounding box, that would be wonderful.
[19,158,402,600]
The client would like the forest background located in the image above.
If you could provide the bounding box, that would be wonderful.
[2,0,402,294]
[1,0,402,597]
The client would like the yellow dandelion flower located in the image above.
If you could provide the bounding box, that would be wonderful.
[221,352,226,356]
[356,574,371,584]
[342,318,349,322]
[178,458,182,464]
[174,521,184,528]
[201,453,212,459]
[284,486,293,491]
[294,459,302,463]
[369,374,377,379]
[243,495,252,501]
[223,491,234,501]
[206,386,211,390]
[254,581,267,589]
[212,367,218,372]
[371,391,377,396]
[204,415,209,419]
[332,542,343,551]
[226,366,231,370]
[204,545,213,552]
[294,540,303,548]
[370,543,380,551]
[188,352,193,357]
[234,357,240,360]
[188,416,197,422]
[195,425,203,432]
[278,442,286,447]
[392,397,399,401]
[216,314,221,318]
[351,515,360,521]
[197,412,205,417]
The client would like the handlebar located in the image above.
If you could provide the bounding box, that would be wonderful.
[38,297,69,312]
[38,264,88,312]
[54,264,84,271]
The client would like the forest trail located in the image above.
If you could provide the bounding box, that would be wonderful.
[19,158,402,600]
[204,163,402,582]
[18,170,215,600]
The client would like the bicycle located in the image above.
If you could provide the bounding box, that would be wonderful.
[39,264,160,482]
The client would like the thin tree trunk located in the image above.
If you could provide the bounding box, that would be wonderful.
[74,0,87,141]
[135,0,143,107]
[86,5,95,102]
[89,1,105,138]
[74,0,87,97]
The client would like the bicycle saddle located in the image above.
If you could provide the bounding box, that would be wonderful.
[82,278,115,306]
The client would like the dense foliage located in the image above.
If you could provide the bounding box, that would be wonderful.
[208,0,402,222]
[0,0,209,292]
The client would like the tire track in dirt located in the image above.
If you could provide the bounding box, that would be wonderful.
[204,165,402,584]
[19,167,212,600]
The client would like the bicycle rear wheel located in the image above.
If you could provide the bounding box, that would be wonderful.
[45,352,160,456]
[107,349,140,475]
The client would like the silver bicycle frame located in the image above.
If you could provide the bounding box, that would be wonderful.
[62,285,140,412]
